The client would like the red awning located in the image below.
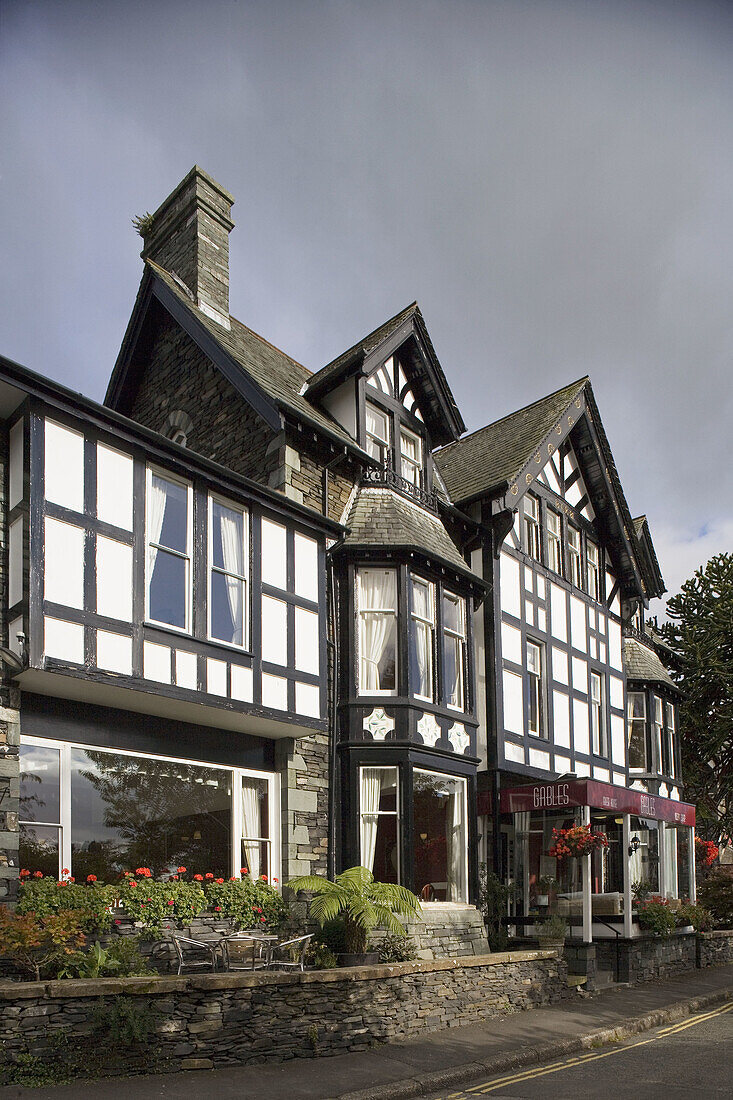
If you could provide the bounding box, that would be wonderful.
[500,777,695,826]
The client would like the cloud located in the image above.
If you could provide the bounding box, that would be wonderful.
[649,517,733,619]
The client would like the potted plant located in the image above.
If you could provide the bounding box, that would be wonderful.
[288,866,421,966]
[536,912,568,953]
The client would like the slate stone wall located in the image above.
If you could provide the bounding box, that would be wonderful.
[405,905,490,959]
[697,930,733,969]
[0,951,571,1073]
[595,933,698,984]
[277,733,330,880]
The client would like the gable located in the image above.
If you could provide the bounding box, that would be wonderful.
[535,439,595,523]
[365,354,424,422]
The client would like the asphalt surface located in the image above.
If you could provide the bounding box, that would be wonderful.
[425,999,733,1098]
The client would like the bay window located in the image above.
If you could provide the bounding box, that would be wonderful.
[358,568,398,693]
[527,639,544,737]
[359,766,399,883]
[627,692,648,770]
[146,469,191,631]
[443,591,466,710]
[209,496,248,648]
[365,402,391,465]
[547,509,563,574]
[410,575,434,700]
[568,525,582,587]
[413,770,467,902]
[400,426,422,487]
[523,494,541,561]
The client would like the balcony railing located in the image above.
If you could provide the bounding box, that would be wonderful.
[362,456,439,513]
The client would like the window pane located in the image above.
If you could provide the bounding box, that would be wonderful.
[70,749,232,880]
[242,775,269,879]
[212,501,244,575]
[444,634,464,708]
[527,642,540,675]
[442,592,463,636]
[149,549,187,628]
[211,571,244,646]
[413,771,466,902]
[241,840,270,880]
[360,767,399,883]
[19,743,60,823]
[19,824,60,878]
[361,614,397,691]
[411,620,433,698]
[153,475,188,553]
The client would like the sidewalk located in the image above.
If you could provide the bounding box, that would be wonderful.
[3,965,731,1100]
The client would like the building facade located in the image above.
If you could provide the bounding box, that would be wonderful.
[0,168,693,944]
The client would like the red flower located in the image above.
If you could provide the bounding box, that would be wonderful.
[229,876,236,881]
[62,868,70,876]
[171,875,179,881]
[260,917,266,923]
[57,881,66,887]
[86,874,97,883]
[240,867,249,875]
[33,871,43,878]
[215,877,224,884]
[129,881,138,888]
[135,867,152,878]
[273,878,279,884]
[260,874,268,882]
[167,899,175,906]
[193,874,203,881]
[19,869,30,878]
[205,873,214,879]
[214,906,221,912]
[177,866,187,873]
[114,919,121,925]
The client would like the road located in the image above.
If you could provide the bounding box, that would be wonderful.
[425,1000,733,1099]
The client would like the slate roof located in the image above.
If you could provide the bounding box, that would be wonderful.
[342,488,481,582]
[305,302,419,395]
[434,378,588,505]
[145,262,369,456]
[623,637,679,692]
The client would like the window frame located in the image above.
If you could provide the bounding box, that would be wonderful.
[207,493,250,651]
[442,589,467,711]
[409,574,435,702]
[365,400,392,466]
[359,764,401,883]
[546,508,563,575]
[145,466,193,634]
[357,567,399,696]
[664,700,676,778]
[523,494,542,562]
[627,691,648,771]
[589,669,606,756]
[652,695,664,774]
[567,524,582,588]
[399,425,423,487]
[586,540,601,601]
[526,638,545,738]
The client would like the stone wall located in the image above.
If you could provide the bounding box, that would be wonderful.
[595,933,698,985]
[277,733,330,880]
[697,930,733,969]
[405,904,490,959]
[0,951,571,1073]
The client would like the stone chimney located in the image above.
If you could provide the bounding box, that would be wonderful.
[140,166,234,329]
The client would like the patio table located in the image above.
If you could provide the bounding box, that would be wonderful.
[221,931,279,972]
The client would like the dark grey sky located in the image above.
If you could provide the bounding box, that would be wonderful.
[2,0,731,610]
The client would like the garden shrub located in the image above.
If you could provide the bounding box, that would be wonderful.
[676,901,714,933]
[636,897,677,937]
[377,932,418,962]
[116,873,206,934]
[202,876,288,932]
[0,907,86,980]
[16,876,116,934]
[698,870,733,929]
[305,942,339,969]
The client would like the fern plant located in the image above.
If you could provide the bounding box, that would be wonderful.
[288,866,421,954]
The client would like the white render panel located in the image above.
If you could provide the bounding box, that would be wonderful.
[501,622,522,666]
[96,630,132,676]
[553,690,571,748]
[262,672,288,711]
[9,420,23,509]
[569,595,586,652]
[670,787,680,801]
[295,607,319,675]
[230,664,253,703]
[295,682,320,719]
[206,657,227,697]
[593,766,611,782]
[45,420,84,513]
[555,752,571,772]
[573,698,590,755]
[611,714,626,764]
[44,517,84,609]
[175,649,198,690]
[294,532,319,602]
[502,669,524,735]
[9,517,23,607]
[544,457,562,494]
[609,589,620,615]
[44,616,84,663]
[529,747,551,771]
[96,537,133,621]
[537,608,547,633]
[143,641,171,684]
[613,771,626,787]
[261,518,287,590]
[504,740,525,764]
[500,553,521,618]
[261,595,287,666]
[608,620,622,671]
[524,566,533,594]
[609,675,624,711]
[599,641,607,664]
[97,444,134,530]
[550,583,567,642]
[598,612,607,637]
[576,761,591,777]
[552,646,569,685]
[659,783,669,798]
[571,656,587,693]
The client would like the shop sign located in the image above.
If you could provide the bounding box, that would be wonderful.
[500,778,695,826]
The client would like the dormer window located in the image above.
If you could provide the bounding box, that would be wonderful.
[400,426,422,487]
[362,355,429,502]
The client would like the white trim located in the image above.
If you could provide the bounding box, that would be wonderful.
[145,465,193,634]
[207,492,249,650]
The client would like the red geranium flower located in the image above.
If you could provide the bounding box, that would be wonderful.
[129,881,138,888]
[167,899,175,906]
[260,917,266,923]
[260,874,268,882]
[215,877,224,884]
[68,877,75,883]
[171,875,179,881]
[240,867,249,875]
[19,869,30,878]
[193,874,203,881]
[33,871,43,878]
[62,868,70,876]
[229,876,236,881]
[205,873,214,879]
[177,866,187,873]
[214,906,221,912]
[86,874,97,883]
[57,881,66,887]
[273,878,279,884]
[114,919,121,925]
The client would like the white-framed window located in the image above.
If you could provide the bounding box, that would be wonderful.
[523,494,541,561]
[365,401,391,465]
[665,700,676,778]
[18,736,280,883]
[590,670,606,755]
[443,591,466,710]
[413,769,468,902]
[547,509,563,575]
[208,495,248,648]
[627,692,648,770]
[410,575,434,701]
[568,525,582,587]
[586,541,600,600]
[527,639,544,737]
[400,426,423,487]
[360,765,400,883]
[653,695,664,773]
[146,468,192,632]
[357,568,398,693]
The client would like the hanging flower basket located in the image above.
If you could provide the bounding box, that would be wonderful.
[548,825,609,861]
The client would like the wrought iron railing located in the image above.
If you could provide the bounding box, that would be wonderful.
[362,455,439,512]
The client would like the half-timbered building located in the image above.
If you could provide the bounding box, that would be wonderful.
[0,166,693,951]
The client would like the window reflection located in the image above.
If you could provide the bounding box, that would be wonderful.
[413,770,467,902]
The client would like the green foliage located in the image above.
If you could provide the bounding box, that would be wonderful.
[632,880,653,905]
[698,870,733,929]
[662,552,733,845]
[676,901,714,933]
[478,864,512,951]
[103,935,156,976]
[536,913,568,940]
[306,941,339,969]
[313,915,347,954]
[65,940,121,979]
[203,877,288,932]
[377,933,418,962]
[637,898,677,937]
[288,866,421,955]
[116,875,206,934]
[92,996,157,1046]
[17,878,116,933]
[0,907,86,981]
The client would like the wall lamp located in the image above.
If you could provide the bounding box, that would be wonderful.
[628,835,641,857]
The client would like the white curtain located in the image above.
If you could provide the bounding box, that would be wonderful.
[446,782,466,901]
[360,571,394,691]
[360,768,384,873]
[147,476,167,579]
[412,583,431,697]
[242,779,261,880]
[219,508,243,644]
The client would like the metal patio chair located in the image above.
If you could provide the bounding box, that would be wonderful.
[168,933,222,975]
[268,934,314,972]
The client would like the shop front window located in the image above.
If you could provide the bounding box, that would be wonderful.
[413,770,467,902]
[629,817,660,894]
[359,766,399,884]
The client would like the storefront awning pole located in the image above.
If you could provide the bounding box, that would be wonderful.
[659,821,667,898]
[689,826,696,903]
[582,805,592,944]
[622,813,632,939]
